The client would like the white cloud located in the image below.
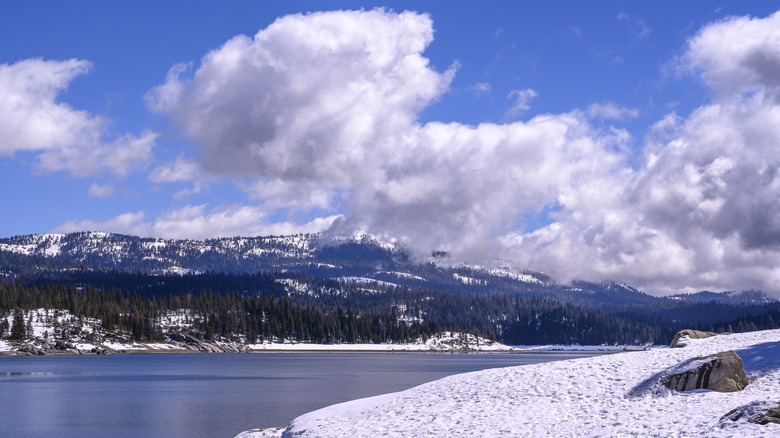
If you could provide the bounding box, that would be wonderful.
[172,181,206,200]
[329,113,629,262]
[146,9,454,187]
[141,8,629,279]
[0,58,156,176]
[148,157,202,183]
[507,10,780,295]
[587,102,639,120]
[681,10,780,97]
[136,8,780,296]
[54,211,148,237]
[469,82,492,97]
[88,183,115,198]
[505,88,538,119]
[53,204,340,240]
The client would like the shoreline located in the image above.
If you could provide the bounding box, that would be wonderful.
[271,329,780,437]
[0,342,646,356]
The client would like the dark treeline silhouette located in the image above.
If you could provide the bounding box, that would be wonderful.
[0,282,437,344]
[3,269,780,345]
[711,308,780,334]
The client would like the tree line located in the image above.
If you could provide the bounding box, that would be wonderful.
[0,282,438,344]
[3,270,780,346]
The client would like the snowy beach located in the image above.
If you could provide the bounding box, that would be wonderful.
[261,329,780,437]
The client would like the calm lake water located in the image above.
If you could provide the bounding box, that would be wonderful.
[0,351,596,437]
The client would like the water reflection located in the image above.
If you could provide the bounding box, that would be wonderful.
[0,352,597,437]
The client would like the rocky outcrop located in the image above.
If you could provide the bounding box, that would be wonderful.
[720,400,780,426]
[16,343,45,356]
[167,332,248,353]
[663,350,748,392]
[670,329,722,348]
[53,340,83,355]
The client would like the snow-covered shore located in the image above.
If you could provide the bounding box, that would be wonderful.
[0,309,527,354]
[269,329,780,437]
[245,332,520,352]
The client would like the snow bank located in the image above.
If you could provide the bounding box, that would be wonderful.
[245,332,518,352]
[282,329,780,437]
[234,427,285,438]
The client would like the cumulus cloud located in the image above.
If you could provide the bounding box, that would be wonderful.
[510,10,780,294]
[146,8,454,191]
[681,10,780,97]
[0,58,156,176]
[134,8,780,296]
[329,114,628,261]
[53,204,340,240]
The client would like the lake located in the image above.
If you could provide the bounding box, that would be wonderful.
[0,351,598,437]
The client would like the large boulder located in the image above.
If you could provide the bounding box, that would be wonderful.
[169,332,225,353]
[16,343,45,356]
[54,340,78,350]
[670,329,721,348]
[720,400,780,426]
[91,346,113,355]
[663,350,748,392]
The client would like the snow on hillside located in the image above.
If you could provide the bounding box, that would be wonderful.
[0,308,514,354]
[378,271,427,282]
[279,329,780,437]
[326,231,399,252]
[452,273,484,285]
[0,232,317,266]
[487,268,543,284]
[244,332,517,352]
[0,233,65,256]
[0,308,200,354]
[336,277,398,288]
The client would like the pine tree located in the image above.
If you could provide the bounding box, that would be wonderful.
[26,313,34,338]
[0,317,8,338]
[11,309,26,340]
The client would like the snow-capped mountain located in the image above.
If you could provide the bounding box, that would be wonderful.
[0,232,773,308]
[0,231,547,289]
[0,232,315,274]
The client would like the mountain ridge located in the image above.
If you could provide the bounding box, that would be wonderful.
[0,231,772,307]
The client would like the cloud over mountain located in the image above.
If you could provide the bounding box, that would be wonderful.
[137,9,780,295]
[512,10,780,293]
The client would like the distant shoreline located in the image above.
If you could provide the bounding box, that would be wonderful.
[0,342,643,356]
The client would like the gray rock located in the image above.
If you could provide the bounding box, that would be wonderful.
[670,329,722,348]
[17,343,45,356]
[169,332,225,353]
[54,340,78,350]
[720,400,780,425]
[663,350,748,392]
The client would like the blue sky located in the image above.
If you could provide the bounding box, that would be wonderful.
[2,1,780,294]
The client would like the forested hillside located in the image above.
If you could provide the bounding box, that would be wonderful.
[3,271,780,346]
[2,232,780,346]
